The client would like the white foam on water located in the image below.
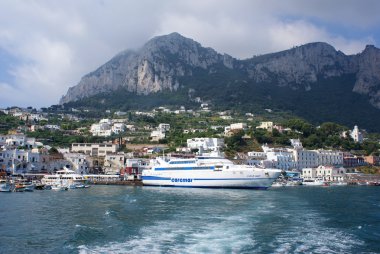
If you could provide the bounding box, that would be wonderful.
[77,212,257,254]
[76,191,366,254]
[271,211,365,254]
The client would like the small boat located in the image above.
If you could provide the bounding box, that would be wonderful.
[14,184,26,192]
[0,180,12,192]
[23,183,36,192]
[302,178,326,186]
[330,181,348,186]
[35,183,46,190]
[51,185,68,191]
[41,167,87,189]
[68,184,77,189]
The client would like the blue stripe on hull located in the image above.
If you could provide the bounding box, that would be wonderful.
[143,184,269,190]
[142,176,277,181]
[155,166,214,171]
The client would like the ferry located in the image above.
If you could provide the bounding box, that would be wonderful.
[41,167,86,188]
[142,154,281,189]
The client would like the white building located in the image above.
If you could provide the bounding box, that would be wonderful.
[150,130,166,142]
[290,139,303,149]
[262,145,296,170]
[150,123,170,142]
[230,123,247,130]
[158,123,170,132]
[293,149,318,169]
[301,167,318,180]
[45,125,61,131]
[224,123,247,135]
[314,165,346,182]
[71,143,118,157]
[1,134,40,149]
[293,149,343,170]
[247,151,267,159]
[350,125,363,143]
[63,153,89,174]
[316,150,344,166]
[112,123,126,134]
[256,122,273,132]
[90,119,126,137]
[187,138,224,152]
[104,153,126,174]
[0,149,41,173]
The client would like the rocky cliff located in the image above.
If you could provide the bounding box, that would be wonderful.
[60,32,380,110]
[60,33,234,104]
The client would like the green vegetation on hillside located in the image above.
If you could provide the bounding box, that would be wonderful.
[64,72,380,132]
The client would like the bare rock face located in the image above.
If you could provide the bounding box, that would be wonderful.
[353,45,380,107]
[60,33,380,109]
[60,33,234,104]
[244,42,357,89]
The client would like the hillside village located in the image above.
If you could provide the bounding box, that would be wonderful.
[1,103,380,183]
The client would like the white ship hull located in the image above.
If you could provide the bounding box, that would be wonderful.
[142,167,281,189]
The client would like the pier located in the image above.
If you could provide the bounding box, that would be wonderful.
[89,180,143,186]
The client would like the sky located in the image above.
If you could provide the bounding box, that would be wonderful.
[0,0,379,108]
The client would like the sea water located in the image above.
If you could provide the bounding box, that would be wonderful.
[0,186,379,253]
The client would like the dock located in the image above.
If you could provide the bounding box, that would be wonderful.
[89,180,143,186]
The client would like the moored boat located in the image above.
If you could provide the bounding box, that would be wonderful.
[302,178,327,186]
[0,180,13,192]
[41,167,86,188]
[142,153,281,189]
[51,185,68,191]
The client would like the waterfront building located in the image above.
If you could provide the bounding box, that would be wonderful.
[71,143,118,156]
[301,167,317,180]
[0,149,41,173]
[63,153,90,174]
[262,145,296,170]
[314,165,346,182]
[104,153,126,174]
[316,150,344,166]
[293,149,318,169]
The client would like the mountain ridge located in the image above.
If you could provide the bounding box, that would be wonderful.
[59,33,380,130]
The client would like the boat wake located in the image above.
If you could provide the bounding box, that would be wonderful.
[77,202,364,254]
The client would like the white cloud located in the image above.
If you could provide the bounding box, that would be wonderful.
[0,0,378,107]
[268,19,374,55]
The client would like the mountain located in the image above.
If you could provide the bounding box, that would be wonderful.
[60,33,380,131]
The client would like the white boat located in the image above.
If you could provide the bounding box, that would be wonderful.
[271,180,287,187]
[41,167,86,188]
[0,180,12,192]
[330,181,348,186]
[302,178,328,186]
[51,185,68,191]
[142,154,281,189]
